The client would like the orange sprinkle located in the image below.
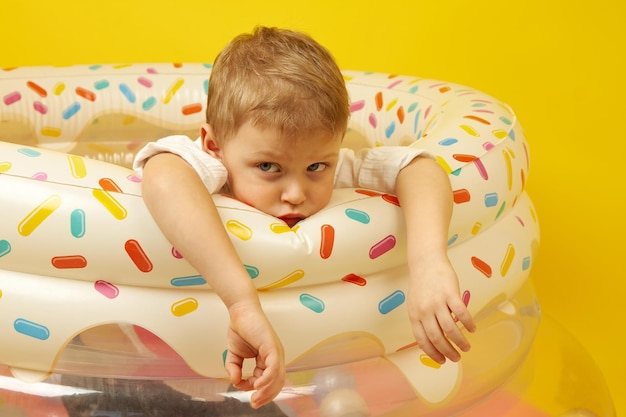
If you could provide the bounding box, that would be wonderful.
[375,92,383,111]
[26,81,47,97]
[99,178,122,193]
[355,189,382,197]
[76,87,96,102]
[453,154,477,162]
[182,103,203,115]
[397,106,405,123]
[453,189,471,204]
[464,115,491,125]
[439,86,451,93]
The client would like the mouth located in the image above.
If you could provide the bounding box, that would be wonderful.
[278,215,305,228]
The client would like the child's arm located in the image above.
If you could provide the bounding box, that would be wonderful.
[396,156,476,364]
[141,152,285,409]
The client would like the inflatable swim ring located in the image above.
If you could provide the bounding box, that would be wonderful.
[0,64,540,416]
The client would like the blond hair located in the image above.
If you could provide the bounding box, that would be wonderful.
[206,26,350,142]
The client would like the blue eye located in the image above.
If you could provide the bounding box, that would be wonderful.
[308,163,326,172]
[258,162,279,172]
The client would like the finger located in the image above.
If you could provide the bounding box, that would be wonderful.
[424,314,461,362]
[412,320,446,365]
[449,299,476,333]
[224,351,245,387]
[438,312,470,354]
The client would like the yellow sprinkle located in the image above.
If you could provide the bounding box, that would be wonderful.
[419,354,441,369]
[435,156,453,174]
[171,297,198,317]
[113,63,132,69]
[471,222,482,235]
[343,75,353,81]
[385,97,398,111]
[53,82,65,95]
[226,220,252,240]
[41,127,62,137]
[163,78,185,104]
[18,195,62,236]
[122,116,137,125]
[68,155,87,179]
[270,223,295,234]
[93,189,127,220]
[500,244,515,277]
[0,162,11,173]
[492,129,508,139]
[460,125,479,137]
[258,269,305,291]
[503,150,513,190]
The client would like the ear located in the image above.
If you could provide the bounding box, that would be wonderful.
[200,123,222,160]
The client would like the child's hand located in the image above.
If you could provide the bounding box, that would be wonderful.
[224,301,285,409]
[407,259,476,365]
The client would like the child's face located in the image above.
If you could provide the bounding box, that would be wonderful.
[202,121,341,227]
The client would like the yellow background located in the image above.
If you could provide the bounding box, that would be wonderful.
[3,0,624,414]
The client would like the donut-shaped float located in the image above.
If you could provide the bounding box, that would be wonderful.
[0,64,540,416]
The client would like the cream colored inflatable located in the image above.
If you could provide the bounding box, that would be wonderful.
[0,64,540,416]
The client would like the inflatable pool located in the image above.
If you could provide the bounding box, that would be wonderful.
[0,63,568,416]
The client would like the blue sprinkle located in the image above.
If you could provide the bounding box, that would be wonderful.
[499,116,512,125]
[94,80,110,90]
[0,239,11,257]
[14,318,50,340]
[407,102,418,113]
[522,257,531,270]
[484,193,499,207]
[409,85,419,94]
[204,79,209,95]
[119,83,136,103]
[508,130,516,140]
[88,65,102,71]
[245,265,259,279]
[171,275,207,287]
[451,168,462,176]
[300,294,325,313]
[447,234,458,246]
[439,138,458,146]
[70,209,86,238]
[17,148,41,157]
[62,102,81,120]
[202,63,213,69]
[345,208,370,224]
[378,290,405,314]
[472,102,487,107]
[385,121,396,139]
[142,96,157,111]
[413,109,421,134]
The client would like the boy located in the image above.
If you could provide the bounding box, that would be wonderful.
[134,26,475,409]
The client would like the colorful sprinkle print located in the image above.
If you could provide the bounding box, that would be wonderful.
[0,64,539,406]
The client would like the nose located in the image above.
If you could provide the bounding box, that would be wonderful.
[281,178,307,206]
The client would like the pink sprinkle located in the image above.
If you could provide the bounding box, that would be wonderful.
[31,172,48,181]
[137,76,153,88]
[350,100,365,112]
[368,113,377,128]
[473,158,488,180]
[387,80,402,89]
[33,101,48,114]
[482,141,495,151]
[3,91,21,105]
[146,67,158,74]
[171,247,183,259]
[126,174,141,183]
